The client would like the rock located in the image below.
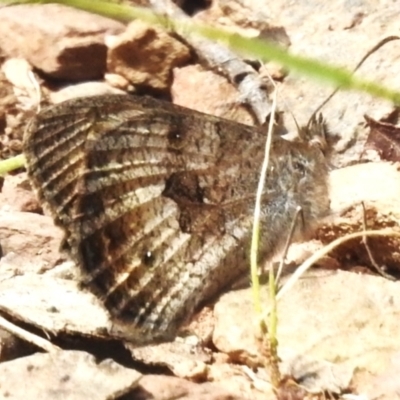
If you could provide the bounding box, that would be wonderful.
[127,337,211,380]
[172,65,255,124]
[1,58,38,111]
[133,374,243,400]
[0,350,141,400]
[49,81,125,104]
[212,269,400,393]
[0,4,124,81]
[107,20,191,92]
[0,274,112,339]
[206,362,275,399]
[0,68,19,159]
[0,210,63,275]
[0,173,41,213]
[104,73,132,91]
[319,162,400,272]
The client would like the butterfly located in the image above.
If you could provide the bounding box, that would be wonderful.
[23,94,330,344]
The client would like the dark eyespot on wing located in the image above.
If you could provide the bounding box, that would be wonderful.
[166,124,188,151]
[142,250,156,267]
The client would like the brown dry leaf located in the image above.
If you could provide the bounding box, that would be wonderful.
[364,112,400,162]
[0,350,141,399]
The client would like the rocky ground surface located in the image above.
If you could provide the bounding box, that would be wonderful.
[0,1,399,399]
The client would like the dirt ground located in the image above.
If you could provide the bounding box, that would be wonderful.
[0,1,399,399]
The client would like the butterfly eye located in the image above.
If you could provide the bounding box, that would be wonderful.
[293,160,307,176]
[142,250,156,267]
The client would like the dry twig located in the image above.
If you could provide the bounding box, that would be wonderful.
[0,314,60,353]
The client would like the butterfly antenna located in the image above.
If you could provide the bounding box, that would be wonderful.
[289,108,302,136]
[305,35,400,131]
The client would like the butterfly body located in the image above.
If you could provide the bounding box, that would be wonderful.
[24,94,329,343]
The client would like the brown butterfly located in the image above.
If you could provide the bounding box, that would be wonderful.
[23,94,330,344]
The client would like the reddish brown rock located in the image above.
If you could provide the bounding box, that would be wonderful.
[133,374,242,400]
[0,4,124,81]
[107,20,191,92]
[172,65,255,124]
[0,173,41,213]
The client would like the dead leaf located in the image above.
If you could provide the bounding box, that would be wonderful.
[364,113,400,162]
